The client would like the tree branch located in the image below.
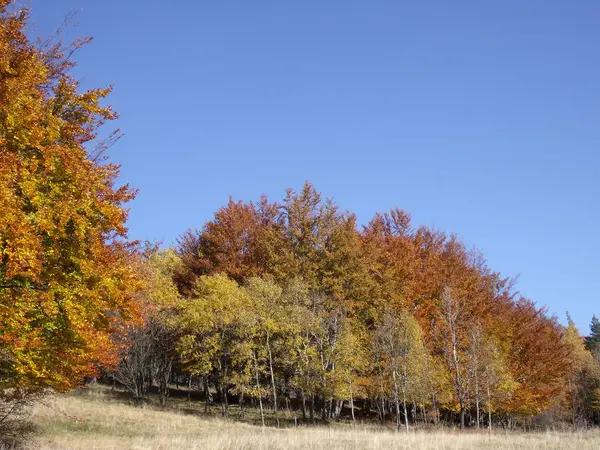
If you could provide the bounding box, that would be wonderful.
[0,282,48,291]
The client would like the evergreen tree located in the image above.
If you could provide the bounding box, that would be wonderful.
[586,315,600,354]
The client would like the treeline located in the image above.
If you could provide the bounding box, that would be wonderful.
[110,183,600,431]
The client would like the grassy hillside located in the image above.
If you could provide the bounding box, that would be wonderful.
[27,389,600,450]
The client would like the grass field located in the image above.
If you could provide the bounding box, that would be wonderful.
[27,389,600,450]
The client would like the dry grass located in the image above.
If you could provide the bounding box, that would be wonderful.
[27,391,600,450]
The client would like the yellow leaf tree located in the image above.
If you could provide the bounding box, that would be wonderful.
[0,3,140,397]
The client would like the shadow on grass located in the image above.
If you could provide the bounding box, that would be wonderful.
[77,382,359,431]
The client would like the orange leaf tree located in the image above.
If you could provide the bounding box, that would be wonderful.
[0,3,140,395]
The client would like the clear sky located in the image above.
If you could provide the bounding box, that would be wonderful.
[24,1,599,333]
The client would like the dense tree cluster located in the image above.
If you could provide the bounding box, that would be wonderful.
[124,183,600,430]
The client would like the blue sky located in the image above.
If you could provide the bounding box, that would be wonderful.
[25,1,599,333]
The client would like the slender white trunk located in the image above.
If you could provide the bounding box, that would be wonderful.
[475,371,480,429]
[348,377,355,422]
[253,351,265,427]
[402,365,409,434]
[392,369,402,433]
[267,331,277,413]
[487,384,492,432]
[379,370,386,423]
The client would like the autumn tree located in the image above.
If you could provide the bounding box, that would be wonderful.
[277,182,360,295]
[361,209,418,319]
[373,309,429,433]
[0,3,139,401]
[110,249,182,404]
[432,286,477,429]
[562,315,600,426]
[174,196,282,293]
[176,274,251,416]
[245,276,286,413]
[470,331,516,429]
[503,299,571,419]
[283,282,323,422]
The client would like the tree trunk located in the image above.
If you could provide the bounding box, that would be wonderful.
[334,400,343,419]
[204,376,210,413]
[402,397,409,434]
[239,387,245,418]
[223,365,229,417]
[301,390,307,420]
[475,372,480,429]
[487,384,492,431]
[158,358,172,406]
[392,370,402,433]
[220,384,228,417]
[402,365,409,433]
[266,332,278,414]
[349,379,356,422]
[460,399,466,430]
[379,371,386,424]
[253,351,265,427]
[571,381,577,427]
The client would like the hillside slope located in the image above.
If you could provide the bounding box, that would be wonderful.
[28,391,600,450]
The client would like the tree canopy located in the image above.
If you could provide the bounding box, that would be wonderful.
[0,2,140,395]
